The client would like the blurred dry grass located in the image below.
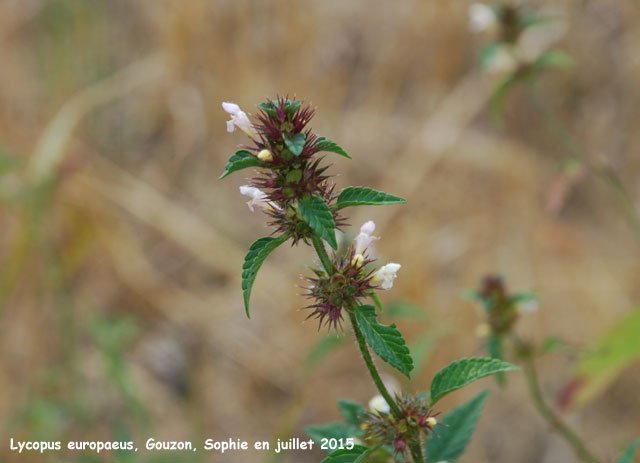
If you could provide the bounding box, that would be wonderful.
[1,0,640,462]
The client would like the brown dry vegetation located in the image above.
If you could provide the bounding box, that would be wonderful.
[1,1,639,462]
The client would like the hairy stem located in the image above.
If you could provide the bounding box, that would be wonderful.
[309,234,423,462]
[517,344,600,463]
[310,235,333,274]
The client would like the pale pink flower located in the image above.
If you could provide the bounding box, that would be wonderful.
[239,185,278,212]
[222,102,257,137]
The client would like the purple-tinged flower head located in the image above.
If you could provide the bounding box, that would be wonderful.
[473,274,537,337]
[222,96,346,244]
[302,248,376,331]
[361,394,440,459]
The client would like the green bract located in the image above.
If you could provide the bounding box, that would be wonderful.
[430,357,518,404]
[336,187,406,210]
[354,305,414,378]
[283,132,306,156]
[241,235,288,318]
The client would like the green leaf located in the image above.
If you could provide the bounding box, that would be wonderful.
[315,136,352,159]
[241,235,288,318]
[336,187,407,210]
[337,400,367,428]
[370,292,384,313]
[574,308,640,405]
[219,150,264,179]
[534,50,573,71]
[305,423,356,444]
[322,445,372,463]
[430,357,518,404]
[257,101,277,117]
[489,75,518,124]
[354,305,413,378]
[298,196,338,249]
[283,132,306,156]
[409,334,435,375]
[538,336,567,355]
[386,301,430,322]
[302,334,347,374]
[425,390,490,462]
[617,438,640,463]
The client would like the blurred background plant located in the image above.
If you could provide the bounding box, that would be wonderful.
[1,0,639,462]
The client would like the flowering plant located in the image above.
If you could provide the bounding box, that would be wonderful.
[220,97,517,462]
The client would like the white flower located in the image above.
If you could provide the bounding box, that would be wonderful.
[239,185,276,212]
[469,3,496,33]
[368,395,390,414]
[354,220,379,256]
[518,299,539,314]
[372,263,401,290]
[222,102,257,137]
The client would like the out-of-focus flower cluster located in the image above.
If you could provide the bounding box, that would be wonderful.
[362,394,439,459]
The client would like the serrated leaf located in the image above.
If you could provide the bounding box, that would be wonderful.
[241,235,288,318]
[336,187,407,210]
[315,136,352,159]
[322,445,372,463]
[283,132,306,156]
[354,305,413,378]
[337,400,367,428]
[574,308,640,406]
[425,390,490,462]
[617,438,640,463]
[219,150,264,179]
[298,196,337,249]
[305,423,356,444]
[430,357,518,404]
[487,335,506,386]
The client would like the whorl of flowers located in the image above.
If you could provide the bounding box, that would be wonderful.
[361,394,439,458]
[223,97,345,246]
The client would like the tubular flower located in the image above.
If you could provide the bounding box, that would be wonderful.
[469,3,496,33]
[354,220,379,256]
[239,185,277,212]
[368,395,391,414]
[222,102,257,137]
[372,263,401,290]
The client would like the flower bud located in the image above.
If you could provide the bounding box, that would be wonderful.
[425,417,437,427]
[257,149,274,162]
[351,253,365,267]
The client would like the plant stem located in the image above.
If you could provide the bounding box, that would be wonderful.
[309,233,424,462]
[527,83,640,245]
[348,308,424,463]
[347,308,402,419]
[310,235,333,274]
[518,347,601,463]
